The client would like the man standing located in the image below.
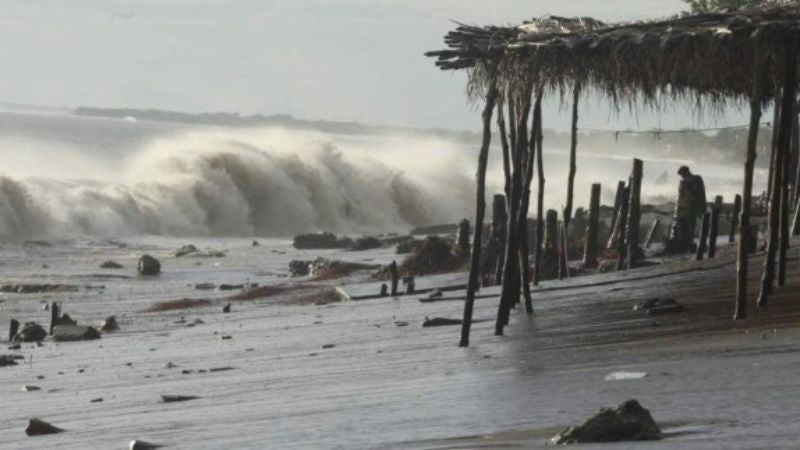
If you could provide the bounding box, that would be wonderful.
[666,166,707,253]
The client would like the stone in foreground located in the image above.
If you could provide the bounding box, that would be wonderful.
[130,439,162,450]
[138,255,161,276]
[52,325,101,342]
[25,418,65,436]
[550,400,661,444]
[13,322,47,343]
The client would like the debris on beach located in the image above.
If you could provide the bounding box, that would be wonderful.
[143,298,212,313]
[100,316,119,332]
[175,244,225,258]
[350,236,382,251]
[130,439,162,450]
[22,385,41,391]
[0,355,20,367]
[633,297,685,316]
[100,261,124,269]
[0,284,78,294]
[290,258,378,279]
[161,394,199,403]
[293,232,353,250]
[52,325,101,342]
[423,317,463,328]
[175,244,198,257]
[604,371,648,381]
[13,322,47,343]
[550,400,661,444]
[138,255,161,276]
[25,418,65,436]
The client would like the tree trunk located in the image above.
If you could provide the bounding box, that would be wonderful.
[459,65,499,348]
[735,63,766,320]
[779,91,797,287]
[758,44,797,308]
[533,97,546,286]
[519,91,542,314]
[564,84,581,233]
[626,159,644,269]
[583,183,601,267]
[492,194,508,285]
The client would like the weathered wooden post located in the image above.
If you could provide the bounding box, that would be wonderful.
[696,212,711,261]
[459,62,499,348]
[735,59,766,320]
[626,159,644,269]
[615,186,630,271]
[405,276,416,295]
[389,261,399,296]
[645,219,661,249]
[492,194,508,285]
[778,96,795,287]
[758,43,797,308]
[583,183,601,267]
[380,284,388,297]
[709,196,723,258]
[49,302,60,336]
[607,181,626,248]
[8,319,19,341]
[457,219,471,262]
[730,194,742,243]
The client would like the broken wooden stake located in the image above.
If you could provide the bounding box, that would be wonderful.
[9,319,19,342]
[389,261,399,296]
[709,196,723,258]
[615,186,630,271]
[456,219,471,261]
[626,159,644,269]
[49,302,59,336]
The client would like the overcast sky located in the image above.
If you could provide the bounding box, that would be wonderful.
[0,0,745,131]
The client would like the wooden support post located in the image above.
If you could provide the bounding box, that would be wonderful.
[709,196,723,258]
[9,319,19,341]
[779,117,792,287]
[583,183,601,267]
[696,212,711,261]
[533,105,546,287]
[380,284,388,297]
[560,222,570,278]
[626,159,644,269]
[389,261,399,297]
[645,219,661,249]
[405,276,416,295]
[607,181,626,249]
[735,61,766,321]
[730,194,742,243]
[457,219,471,262]
[49,302,60,336]
[758,43,797,308]
[564,84,581,233]
[615,186,630,271]
[459,64,499,348]
[519,92,543,314]
[492,194,508,285]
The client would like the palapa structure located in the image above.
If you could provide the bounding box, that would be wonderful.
[426,7,800,346]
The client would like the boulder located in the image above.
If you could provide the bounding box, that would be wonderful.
[130,440,161,450]
[350,236,382,251]
[175,244,198,257]
[54,313,77,327]
[100,261,124,269]
[13,322,46,343]
[292,232,353,250]
[550,400,661,444]
[25,418,64,436]
[0,355,20,367]
[289,260,311,277]
[138,255,161,276]
[52,325,101,342]
[100,316,119,332]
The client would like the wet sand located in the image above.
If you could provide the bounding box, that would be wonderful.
[0,237,798,449]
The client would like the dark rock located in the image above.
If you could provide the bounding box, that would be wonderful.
[195,282,216,290]
[550,400,661,444]
[289,260,311,277]
[130,440,162,450]
[350,236,382,251]
[90,398,103,403]
[292,232,353,250]
[25,418,65,436]
[0,355,19,367]
[22,385,41,391]
[100,261,124,269]
[14,322,47,343]
[394,321,409,327]
[208,366,234,372]
[322,344,335,349]
[423,317,463,328]
[252,240,260,246]
[54,313,77,327]
[222,303,231,313]
[100,316,119,332]
[400,236,461,276]
[52,325,101,342]
[7,344,21,350]
[161,394,199,403]
[219,284,245,291]
[138,255,161,276]
[175,244,198,257]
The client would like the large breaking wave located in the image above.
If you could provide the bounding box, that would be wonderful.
[0,128,476,239]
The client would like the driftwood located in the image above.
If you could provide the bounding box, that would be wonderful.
[583,183,601,267]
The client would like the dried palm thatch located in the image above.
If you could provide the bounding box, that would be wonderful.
[426,7,800,109]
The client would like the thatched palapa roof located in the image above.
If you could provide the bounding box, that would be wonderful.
[426,7,800,107]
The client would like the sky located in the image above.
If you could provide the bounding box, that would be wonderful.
[0,0,749,132]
